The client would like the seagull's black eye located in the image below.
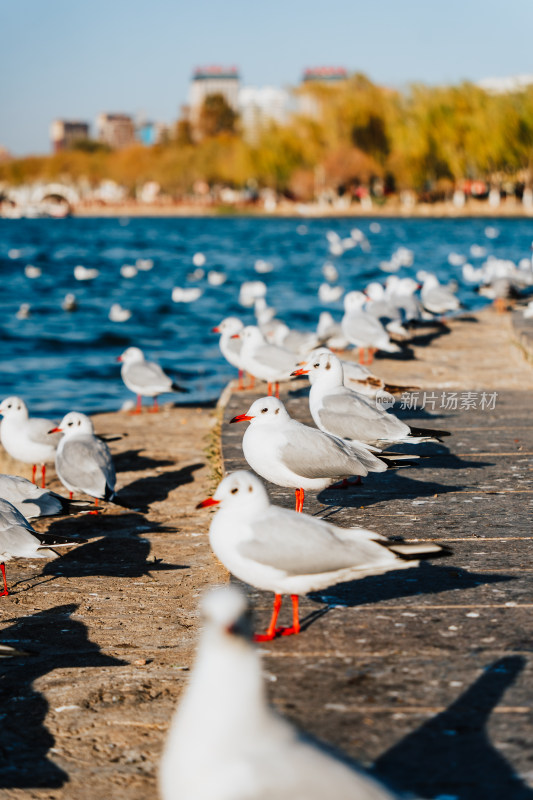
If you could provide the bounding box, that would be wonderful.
[231,487,239,494]
[313,363,319,368]
[68,422,73,427]
[261,407,268,413]
[7,404,11,409]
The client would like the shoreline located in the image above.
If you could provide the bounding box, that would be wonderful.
[71,200,533,219]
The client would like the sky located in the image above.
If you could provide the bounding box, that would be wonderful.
[1,0,533,156]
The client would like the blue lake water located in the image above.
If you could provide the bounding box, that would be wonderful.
[0,215,531,415]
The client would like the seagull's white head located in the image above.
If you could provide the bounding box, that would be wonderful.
[230,396,290,427]
[240,325,265,350]
[0,396,28,420]
[343,291,366,313]
[200,585,251,639]
[292,351,343,388]
[365,282,385,301]
[197,470,270,515]
[118,346,145,364]
[212,317,243,337]
[52,411,95,437]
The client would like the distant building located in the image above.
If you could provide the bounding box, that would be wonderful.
[238,86,290,141]
[189,66,240,129]
[477,74,533,95]
[50,120,90,152]
[298,67,348,118]
[97,113,136,149]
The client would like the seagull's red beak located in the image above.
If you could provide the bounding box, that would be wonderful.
[211,326,220,333]
[230,414,254,423]
[290,368,309,376]
[116,356,123,362]
[48,427,62,434]
[196,497,221,509]
[230,333,240,339]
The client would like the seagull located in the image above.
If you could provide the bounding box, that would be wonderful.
[316,311,350,351]
[159,584,402,799]
[293,352,450,448]
[238,326,298,398]
[50,412,116,512]
[197,472,450,640]
[0,397,61,487]
[118,347,187,413]
[341,292,401,364]
[0,497,86,596]
[301,347,418,399]
[270,322,320,356]
[419,274,460,317]
[230,396,416,512]
[212,317,252,390]
[0,474,93,519]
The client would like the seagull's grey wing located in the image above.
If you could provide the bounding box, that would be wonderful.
[422,287,459,312]
[317,392,409,442]
[125,361,172,390]
[280,423,385,478]
[342,312,386,344]
[27,417,61,447]
[0,475,62,519]
[57,436,115,496]
[0,497,36,533]
[238,508,388,575]
[254,344,297,372]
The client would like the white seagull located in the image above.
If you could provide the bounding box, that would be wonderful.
[51,412,116,512]
[118,347,186,413]
[229,396,415,512]
[0,397,61,487]
[341,292,401,364]
[159,584,402,800]
[212,317,252,390]
[0,497,86,596]
[293,352,450,448]
[238,326,298,398]
[197,472,449,640]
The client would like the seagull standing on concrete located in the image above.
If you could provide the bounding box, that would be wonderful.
[118,347,186,413]
[238,326,298,398]
[0,497,86,596]
[197,472,449,641]
[341,291,401,364]
[159,584,402,799]
[0,397,61,487]
[293,352,450,448]
[50,412,116,512]
[0,474,92,519]
[212,317,251,390]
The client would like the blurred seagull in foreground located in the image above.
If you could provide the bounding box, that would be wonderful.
[341,292,401,364]
[118,347,187,413]
[159,584,403,800]
[197,472,450,641]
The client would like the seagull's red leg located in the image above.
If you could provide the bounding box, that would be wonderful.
[246,374,255,390]
[294,488,304,512]
[130,395,142,415]
[340,476,362,489]
[89,498,99,516]
[267,382,272,396]
[41,464,46,489]
[280,595,300,636]
[69,491,73,500]
[275,382,280,399]
[0,563,9,597]
[149,397,159,413]
[254,594,282,642]
[358,348,364,365]
[237,369,244,390]
[32,464,36,485]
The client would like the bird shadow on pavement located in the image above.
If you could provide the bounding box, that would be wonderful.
[43,511,176,542]
[317,472,465,510]
[117,462,204,510]
[306,562,513,618]
[372,655,533,800]
[112,448,175,474]
[0,603,125,789]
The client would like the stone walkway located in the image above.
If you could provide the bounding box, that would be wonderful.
[220,309,533,799]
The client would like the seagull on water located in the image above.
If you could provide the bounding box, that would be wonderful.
[159,584,402,799]
[197,472,450,641]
